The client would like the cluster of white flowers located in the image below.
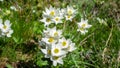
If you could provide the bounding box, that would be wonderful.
[0,19,13,37]
[40,6,77,66]
[40,5,92,66]
[40,27,76,66]
[77,18,92,35]
[40,5,77,26]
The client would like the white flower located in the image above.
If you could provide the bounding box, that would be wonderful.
[67,41,76,52]
[77,29,88,35]
[77,18,92,29]
[43,27,62,39]
[51,43,66,56]
[0,20,11,32]
[43,27,51,37]
[41,45,51,58]
[77,18,92,34]
[0,19,13,37]
[41,49,51,58]
[40,6,61,26]
[59,8,66,17]
[41,37,57,44]
[50,56,64,66]
[64,6,77,21]
[66,6,76,15]
[49,27,62,39]
[52,16,63,24]
[65,15,74,21]
[59,37,70,49]
[40,16,53,26]
[43,6,57,17]
[2,29,13,37]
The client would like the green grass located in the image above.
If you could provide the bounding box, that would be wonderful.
[0,0,120,68]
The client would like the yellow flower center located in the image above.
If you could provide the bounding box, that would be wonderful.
[80,27,85,31]
[62,41,67,46]
[46,18,51,22]
[3,25,7,29]
[67,15,71,18]
[53,56,59,60]
[68,10,72,15]
[54,48,59,54]
[55,17,59,21]
[82,23,86,28]
[50,11,55,16]
[48,37,54,43]
[54,32,58,36]
[47,50,51,54]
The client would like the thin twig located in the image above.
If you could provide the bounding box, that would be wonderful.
[102,23,113,64]
[79,33,94,45]
[105,23,113,47]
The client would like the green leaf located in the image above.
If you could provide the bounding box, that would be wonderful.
[6,64,13,68]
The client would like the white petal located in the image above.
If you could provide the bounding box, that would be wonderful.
[41,49,47,54]
[81,18,84,22]
[9,29,13,34]
[0,22,3,29]
[5,20,11,26]
[41,38,47,42]
[87,25,92,28]
[57,59,63,64]
[44,54,50,58]
[61,50,67,55]
[1,32,5,36]
[68,43,76,52]
[53,61,57,66]
[40,18,46,22]
[7,34,11,37]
